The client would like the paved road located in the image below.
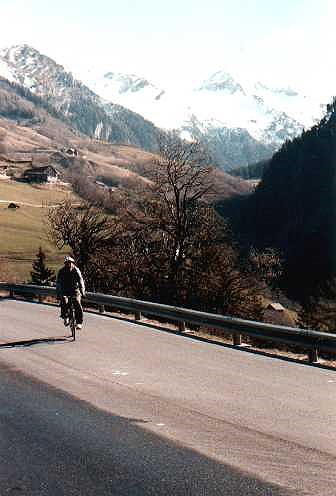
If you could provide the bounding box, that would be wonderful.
[0,299,336,495]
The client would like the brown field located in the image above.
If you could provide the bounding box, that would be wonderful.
[0,117,253,199]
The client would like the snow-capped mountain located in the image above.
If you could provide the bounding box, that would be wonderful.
[79,66,327,167]
[82,67,326,137]
[97,72,163,98]
[0,45,159,150]
[0,44,328,169]
[83,69,188,130]
[197,70,245,94]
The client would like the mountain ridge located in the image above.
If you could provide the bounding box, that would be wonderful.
[0,44,160,151]
[0,44,328,170]
[77,61,326,169]
[0,76,252,204]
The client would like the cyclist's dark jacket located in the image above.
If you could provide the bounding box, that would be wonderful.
[56,266,85,296]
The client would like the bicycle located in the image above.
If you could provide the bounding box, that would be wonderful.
[67,297,77,341]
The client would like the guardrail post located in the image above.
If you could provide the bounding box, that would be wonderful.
[99,305,105,314]
[308,348,318,363]
[135,311,142,321]
[9,288,14,299]
[233,333,242,346]
[178,321,186,333]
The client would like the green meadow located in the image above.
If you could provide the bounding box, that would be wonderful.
[0,180,77,281]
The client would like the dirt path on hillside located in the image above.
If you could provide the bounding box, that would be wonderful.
[0,200,80,208]
[0,199,58,207]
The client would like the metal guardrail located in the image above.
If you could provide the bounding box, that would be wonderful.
[1,282,335,364]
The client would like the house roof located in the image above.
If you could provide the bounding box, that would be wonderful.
[267,302,285,312]
[24,165,59,175]
[0,155,32,165]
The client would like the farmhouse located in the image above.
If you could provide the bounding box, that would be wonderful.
[23,165,59,183]
[0,165,8,176]
[62,147,78,157]
[0,155,32,176]
[65,147,78,157]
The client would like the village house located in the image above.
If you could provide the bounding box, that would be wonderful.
[0,155,32,177]
[23,165,59,183]
[63,147,78,157]
[0,165,8,176]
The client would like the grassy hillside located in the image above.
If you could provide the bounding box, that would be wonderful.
[0,113,255,282]
[0,179,78,281]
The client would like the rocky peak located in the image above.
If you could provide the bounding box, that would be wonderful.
[255,81,299,97]
[0,44,77,94]
[198,70,245,94]
[103,72,152,93]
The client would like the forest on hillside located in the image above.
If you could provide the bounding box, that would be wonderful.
[228,159,270,180]
[217,98,336,318]
[0,75,159,151]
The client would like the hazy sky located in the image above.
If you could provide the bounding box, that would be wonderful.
[0,0,335,96]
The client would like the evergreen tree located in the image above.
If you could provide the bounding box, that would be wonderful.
[30,247,55,286]
[218,96,336,301]
[298,279,336,332]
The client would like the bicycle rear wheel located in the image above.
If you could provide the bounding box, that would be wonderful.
[69,305,76,341]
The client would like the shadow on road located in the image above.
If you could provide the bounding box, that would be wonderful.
[0,365,296,496]
[0,336,71,348]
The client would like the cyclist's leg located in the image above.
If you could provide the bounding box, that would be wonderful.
[73,294,83,325]
[60,296,69,319]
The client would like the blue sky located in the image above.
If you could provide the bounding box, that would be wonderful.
[0,0,335,96]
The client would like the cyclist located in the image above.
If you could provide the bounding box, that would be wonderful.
[56,256,86,329]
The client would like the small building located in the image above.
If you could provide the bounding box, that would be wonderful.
[95,180,116,192]
[263,302,297,327]
[23,166,59,183]
[0,165,8,176]
[64,147,78,157]
[267,302,285,312]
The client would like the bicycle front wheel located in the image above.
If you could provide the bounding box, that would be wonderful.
[69,307,76,341]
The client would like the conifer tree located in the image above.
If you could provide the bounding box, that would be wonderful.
[30,247,55,286]
[298,279,336,332]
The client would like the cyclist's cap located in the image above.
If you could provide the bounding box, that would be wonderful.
[64,256,75,263]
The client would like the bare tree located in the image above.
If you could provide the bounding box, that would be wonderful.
[128,132,214,299]
[115,133,262,317]
[48,201,121,286]
[47,138,263,320]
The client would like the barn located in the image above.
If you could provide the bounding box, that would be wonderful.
[23,166,59,183]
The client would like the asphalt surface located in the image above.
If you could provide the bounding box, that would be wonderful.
[0,298,336,495]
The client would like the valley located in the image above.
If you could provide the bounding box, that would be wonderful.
[0,41,334,327]
[0,44,329,170]
[0,112,252,282]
